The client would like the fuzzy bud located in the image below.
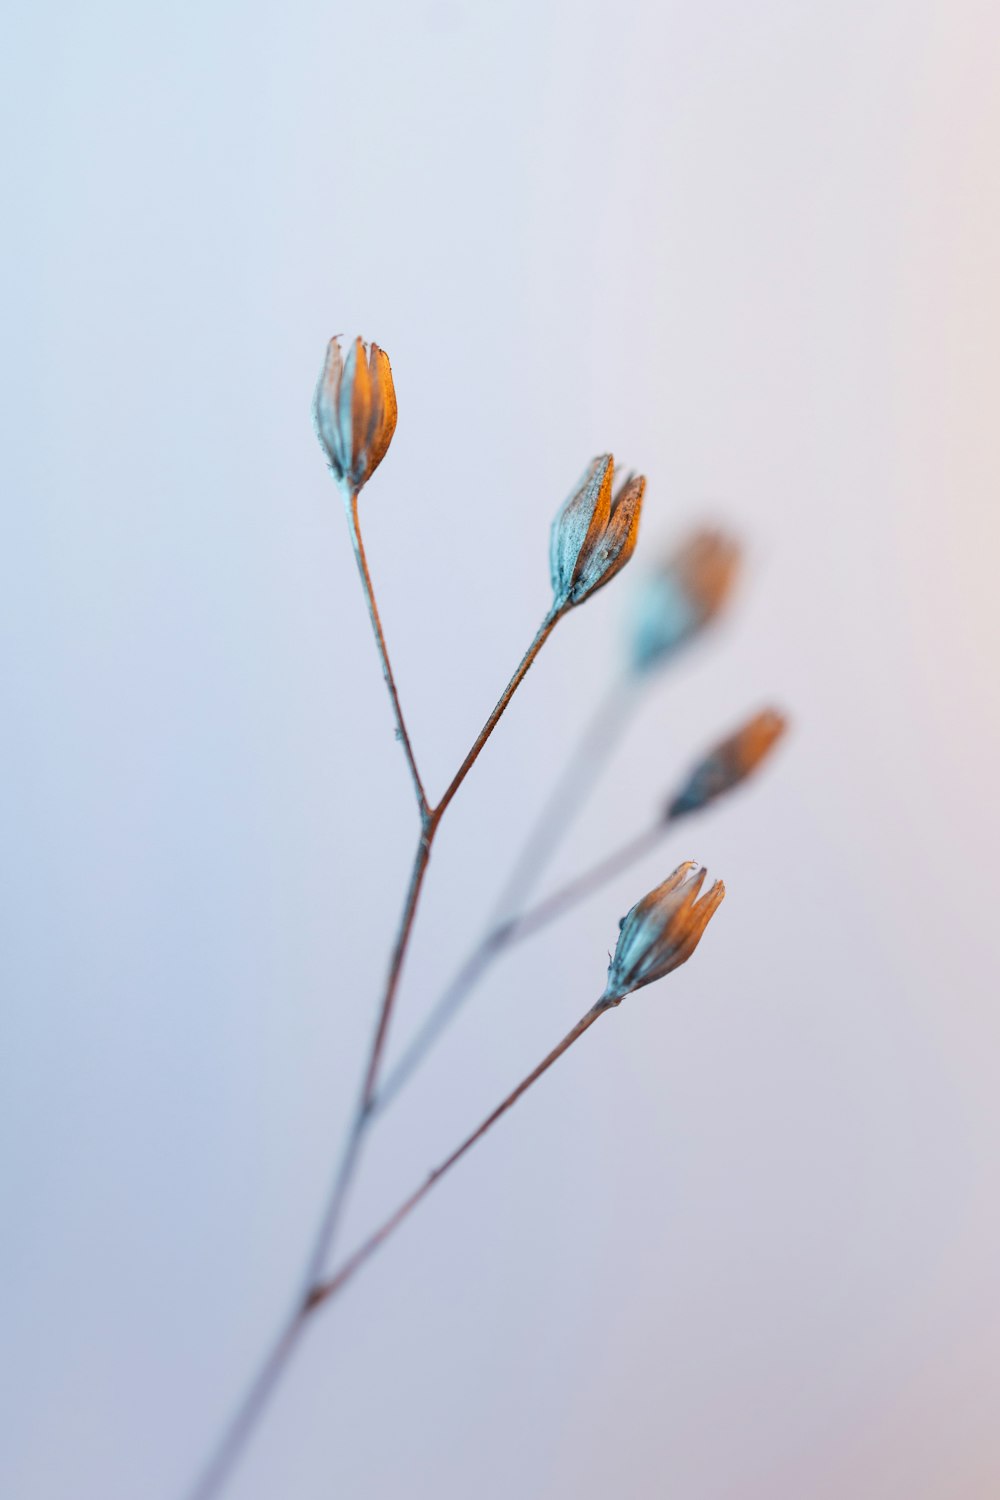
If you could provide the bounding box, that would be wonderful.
[604,862,725,1002]
[550,456,645,610]
[313,335,398,490]
[667,708,788,819]
[631,528,741,672]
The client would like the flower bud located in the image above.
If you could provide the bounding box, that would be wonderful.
[604,862,725,1002]
[631,528,741,672]
[667,708,788,819]
[313,335,397,490]
[550,456,645,610]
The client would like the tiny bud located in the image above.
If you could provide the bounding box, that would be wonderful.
[550,456,645,610]
[313,335,398,490]
[604,862,725,1002]
[667,708,788,819]
[631,528,741,672]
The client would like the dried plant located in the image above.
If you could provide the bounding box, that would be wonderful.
[183,335,788,1500]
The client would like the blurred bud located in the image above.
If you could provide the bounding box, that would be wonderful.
[667,708,788,819]
[604,862,725,1002]
[631,528,741,672]
[313,336,398,490]
[550,456,645,610]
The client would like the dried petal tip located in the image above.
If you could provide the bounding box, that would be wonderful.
[631,528,741,672]
[313,335,398,490]
[667,707,788,819]
[550,457,645,610]
[604,862,725,1003]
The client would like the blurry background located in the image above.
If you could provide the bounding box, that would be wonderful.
[4,1,1000,1496]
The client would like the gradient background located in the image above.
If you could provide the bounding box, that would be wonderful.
[5,1,1000,1496]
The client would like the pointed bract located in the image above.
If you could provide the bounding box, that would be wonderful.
[604,862,725,1001]
[313,335,398,490]
[367,344,397,476]
[550,456,614,604]
[342,338,372,478]
[313,338,347,475]
[574,473,645,602]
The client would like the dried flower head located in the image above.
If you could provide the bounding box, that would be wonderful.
[550,456,645,610]
[667,708,788,819]
[313,335,397,490]
[631,527,741,672]
[604,862,725,1002]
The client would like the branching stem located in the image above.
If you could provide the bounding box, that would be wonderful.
[489,670,638,925]
[308,602,564,1283]
[309,995,612,1310]
[184,521,565,1500]
[375,815,671,1114]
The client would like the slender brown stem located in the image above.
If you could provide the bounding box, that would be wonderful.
[374,937,501,1117]
[490,671,637,925]
[309,605,564,1281]
[434,605,564,822]
[309,996,612,1310]
[186,991,610,1499]
[344,486,430,820]
[297,831,432,1300]
[184,1310,307,1500]
[502,816,669,944]
[184,543,565,1500]
[375,815,671,1115]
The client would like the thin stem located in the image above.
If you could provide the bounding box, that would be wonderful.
[374,939,501,1117]
[310,997,612,1310]
[489,671,638,925]
[307,605,564,1279]
[502,816,669,945]
[297,832,432,1300]
[183,571,565,1499]
[184,1312,307,1500]
[375,815,671,1115]
[344,487,429,820]
[434,605,564,822]
[186,991,611,1498]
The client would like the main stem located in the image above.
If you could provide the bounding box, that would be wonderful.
[308,600,563,1285]
[184,1309,308,1500]
[367,671,638,1123]
[374,816,671,1115]
[309,997,612,1310]
[184,579,563,1500]
[297,830,431,1302]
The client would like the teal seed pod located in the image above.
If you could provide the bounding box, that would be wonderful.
[550,456,645,610]
[667,708,788,819]
[604,862,725,1002]
[313,335,398,490]
[631,528,741,672]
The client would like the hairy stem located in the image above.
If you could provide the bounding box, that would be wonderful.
[310,996,612,1310]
